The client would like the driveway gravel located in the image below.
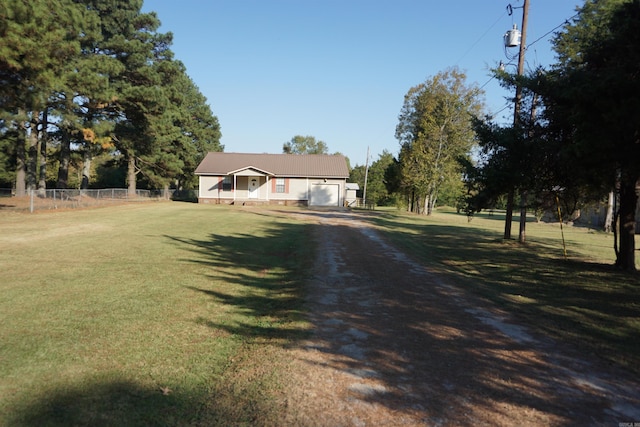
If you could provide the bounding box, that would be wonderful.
[276,209,639,426]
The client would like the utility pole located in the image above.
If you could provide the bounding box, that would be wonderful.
[503,0,530,240]
[362,146,370,206]
[516,0,530,243]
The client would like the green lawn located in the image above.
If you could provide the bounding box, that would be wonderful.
[363,207,640,372]
[0,202,313,426]
[1,203,638,425]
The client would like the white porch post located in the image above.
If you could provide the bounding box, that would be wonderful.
[233,174,237,202]
[266,176,270,201]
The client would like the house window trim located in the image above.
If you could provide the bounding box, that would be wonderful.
[272,177,289,194]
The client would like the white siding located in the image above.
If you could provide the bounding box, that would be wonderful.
[199,176,220,198]
[198,175,346,205]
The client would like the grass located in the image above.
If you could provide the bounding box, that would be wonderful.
[363,207,640,373]
[0,202,313,426]
[1,202,638,425]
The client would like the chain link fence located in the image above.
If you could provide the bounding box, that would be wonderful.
[0,188,180,213]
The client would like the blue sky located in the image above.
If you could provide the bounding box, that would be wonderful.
[141,0,581,166]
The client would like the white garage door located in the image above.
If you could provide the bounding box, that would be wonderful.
[310,184,339,206]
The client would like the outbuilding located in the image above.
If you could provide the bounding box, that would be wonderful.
[345,183,360,207]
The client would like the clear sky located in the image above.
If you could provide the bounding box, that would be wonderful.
[141,0,581,167]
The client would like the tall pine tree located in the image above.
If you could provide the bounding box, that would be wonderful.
[544,0,640,271]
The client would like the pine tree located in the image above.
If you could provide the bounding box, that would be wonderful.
[0,0,85,194]
[545,0,640,271]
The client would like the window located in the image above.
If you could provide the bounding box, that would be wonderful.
[222,176,232,191]
[275,177,285,193]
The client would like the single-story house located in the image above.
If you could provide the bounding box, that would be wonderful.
[194,152,350,206]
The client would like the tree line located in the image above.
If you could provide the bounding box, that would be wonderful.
[0,0,222,195]
[2,0,636,270]
[349,0,638,271]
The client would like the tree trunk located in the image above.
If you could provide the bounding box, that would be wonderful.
[519,191,528,243]
[127,152,136,196]
[504,189,515,239]
[426,192,437,216]
[81,149,91,190]
[38,109,48,196]
[604,190,615,233]
[27,112,39,192]
[409,190,415,213]
[616,176,638,271]
[163,182,170,199]
[15,119,27,197]
[57,128,71,189]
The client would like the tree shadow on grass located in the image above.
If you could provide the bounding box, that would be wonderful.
[6,216,313,427]
[7,379,263,427]
[363,210,640,372]
[165,218,313,344]
[19,207,633,425]
[162,207,638,423]
[287,213,640,424]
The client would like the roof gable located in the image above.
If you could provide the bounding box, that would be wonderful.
[195,152,349,178]
[228,166,274,176]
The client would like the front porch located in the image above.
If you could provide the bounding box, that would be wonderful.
[197,169,279,204]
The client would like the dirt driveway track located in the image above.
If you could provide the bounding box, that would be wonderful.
[274,208,640,426]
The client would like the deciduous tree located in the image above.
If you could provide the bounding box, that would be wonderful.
[395,67,483,214]
[283,135,328,155]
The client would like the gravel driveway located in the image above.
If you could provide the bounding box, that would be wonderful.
[276,209,639,426]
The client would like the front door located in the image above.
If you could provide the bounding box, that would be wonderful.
[248,178,259,199]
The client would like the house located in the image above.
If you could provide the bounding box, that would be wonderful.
[194,152,350,206]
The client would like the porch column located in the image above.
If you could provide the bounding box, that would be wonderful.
[233,174,237,202]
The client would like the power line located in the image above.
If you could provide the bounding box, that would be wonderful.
[479,59,517,90]
[526,12,580,49]
[480,76,494,90]
[479,74,497,90]
[455,10,508,65]
[480,11,580,92]
[490,101,513,119]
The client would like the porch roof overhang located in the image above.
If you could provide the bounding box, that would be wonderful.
[227,166,275,177]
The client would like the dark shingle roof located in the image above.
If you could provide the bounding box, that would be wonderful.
[195,152,349,178]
